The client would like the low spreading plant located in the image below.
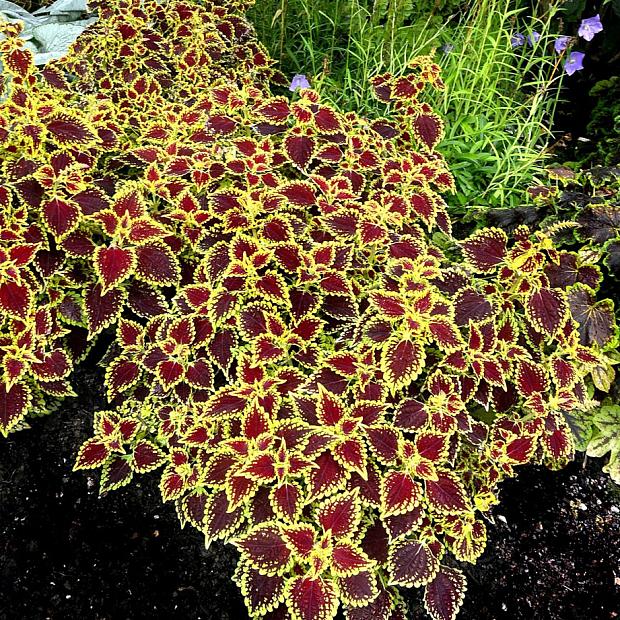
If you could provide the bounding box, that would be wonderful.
[0,2,617,619]
[470,166,620,482]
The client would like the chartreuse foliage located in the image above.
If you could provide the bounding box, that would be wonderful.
[0,2,617,620]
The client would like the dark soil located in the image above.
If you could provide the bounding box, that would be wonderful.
[1,368,619,620]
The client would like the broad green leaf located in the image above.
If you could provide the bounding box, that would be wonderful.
[32,20,95,58]
[587,404,620,484]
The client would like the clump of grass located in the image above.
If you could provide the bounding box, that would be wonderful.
[249,0,566,210]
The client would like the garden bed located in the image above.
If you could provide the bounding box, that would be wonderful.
[1,368,618,620]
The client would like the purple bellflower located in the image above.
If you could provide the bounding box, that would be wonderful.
[564,51,585,76]
[578,14,603,42]
[527,31,541,46]
[289,74,311,92]
[554,36,570,53]
[511,33,526,48]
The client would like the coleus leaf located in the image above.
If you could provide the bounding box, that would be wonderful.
[236,524,290,576]
[450,519,487,563]
[185,359,213,389]
[366,426,399,464]
[505,436,535,464]
[424,566,467,620]
[46,114,95,145]
[209,328,237,373]
[127,281,168,317]
[134,242,180,286]
[381,472,422,517]
[568,285,615,347]
[280,182,316,206]
[284,135,314,169]
[243,453,276,482]
[348,462,382,508]
[416,433,448,462]
[160,467,187,502]
[74,438,109,470]
[316,490,361,538]
[314,106,341,133]
[42,197,80,239]
[31,350,71,382]
[542,415,574,462]
[84,283,126,338]
[461,228,507,272]
[182,492,208,530]
[369,292,405,319]
[204,490,245,544]
[426,472,471,514]
[282,524,316,559]
[577,205,620,244]
[0,381,31,437]
[331,542,373,576]
[387,540,439,587]
[605,239,620,277]
[204,388,247,418]
[156,360,185,391]
[132,441,166,473]
[4,47,33,76]
[287,576,338,620]
[515,360,549,397]
[101,456,133,493]
[337,570,379,608]
[94,246,136,292]
[381,337,425,391]
[306,451,348,501]
[526,287,567,337]
[270,482,302,522]
[544,252,601,290]
[256,272,288,304]
[454,288,494,326]
[0,281,32,319]
[316,385,346,426]
[236,562,286,616]
[412,112,444,151]
[334,438,367,478]
[343,585,392,620]
[256,97,291,123]
[410,191,436,225]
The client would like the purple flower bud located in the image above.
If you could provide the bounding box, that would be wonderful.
[511,33,526,48]
[527,31,541,47]
[578,14,603,42]
[564,51,585,76]
[289,74,311,92]
[554,36,570,53]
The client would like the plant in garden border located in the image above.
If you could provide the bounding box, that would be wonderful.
[477,165,620,483]
[1,2,618,620]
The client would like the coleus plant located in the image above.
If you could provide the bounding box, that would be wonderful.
[1,2,618,620]
[486,168,620,478]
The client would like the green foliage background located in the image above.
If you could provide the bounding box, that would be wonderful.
[249,0,569,211]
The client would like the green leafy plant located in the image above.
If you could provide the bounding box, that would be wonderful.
[586,402,620,483]
[1,2,617,620]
